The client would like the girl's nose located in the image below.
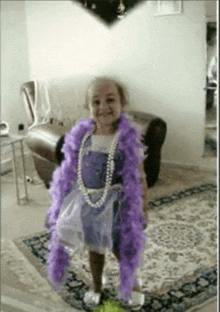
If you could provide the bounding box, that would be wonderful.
[99,99,107,110]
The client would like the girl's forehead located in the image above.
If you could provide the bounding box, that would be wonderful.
[88,81,118,96]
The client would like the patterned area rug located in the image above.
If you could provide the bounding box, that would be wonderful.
[13,184,217,312]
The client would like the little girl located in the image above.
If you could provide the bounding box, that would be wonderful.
[46,77,148,310]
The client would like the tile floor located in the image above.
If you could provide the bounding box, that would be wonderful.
[1,161,218,312]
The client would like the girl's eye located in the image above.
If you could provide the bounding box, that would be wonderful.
[93,100,100,105]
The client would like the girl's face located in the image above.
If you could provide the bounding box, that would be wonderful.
[88,81,123,129]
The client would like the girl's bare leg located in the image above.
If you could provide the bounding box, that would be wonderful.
[112,249,142,292]
[89,250,105,293]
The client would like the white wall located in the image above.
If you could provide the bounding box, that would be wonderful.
[24,0,208,167]
[1,1,30,134]
[1,1,31,173]
[205,0,217,21]
[24,0,111,78]
[107,1,207,167]
[2,1,212,168]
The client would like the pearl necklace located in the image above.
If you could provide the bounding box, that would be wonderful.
[77,130,120,208]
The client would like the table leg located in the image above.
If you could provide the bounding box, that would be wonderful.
[11,142,20,205]
[20,140,29,201]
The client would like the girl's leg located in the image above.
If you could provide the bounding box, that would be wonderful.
[89,250,105,293]
[112,249,142,292]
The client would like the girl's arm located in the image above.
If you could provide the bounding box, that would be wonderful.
[138,162,148,229]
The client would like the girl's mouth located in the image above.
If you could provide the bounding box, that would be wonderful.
[100,112,113,117]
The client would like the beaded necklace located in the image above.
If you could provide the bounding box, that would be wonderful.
[77,130,120,208]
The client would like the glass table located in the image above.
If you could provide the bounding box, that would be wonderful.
[1,134,29,204]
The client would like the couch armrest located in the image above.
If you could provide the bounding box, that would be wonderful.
[129,110,167,149]
[129,110,167,187]
[25,123,66,163]
[20,81,35,127]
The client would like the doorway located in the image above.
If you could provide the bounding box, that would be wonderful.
[204,21,217,157]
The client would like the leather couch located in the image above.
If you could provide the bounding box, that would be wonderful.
[21,81,167,189]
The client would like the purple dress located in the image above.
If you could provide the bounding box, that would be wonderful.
[55,134,125,255]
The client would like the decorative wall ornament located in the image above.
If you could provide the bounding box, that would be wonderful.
[72,0,143,25]
[155,0,183,16]
[117,0,127,19]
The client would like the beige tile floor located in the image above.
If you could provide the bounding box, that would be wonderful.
[1,161,218,311]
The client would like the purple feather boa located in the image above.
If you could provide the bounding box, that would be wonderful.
[47,113,146,300]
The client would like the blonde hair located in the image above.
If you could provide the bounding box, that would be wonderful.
[84,76,129,110]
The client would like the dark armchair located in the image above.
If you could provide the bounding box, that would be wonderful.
[21,80,167,189]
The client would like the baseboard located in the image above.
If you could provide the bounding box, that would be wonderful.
[162,159,217,172]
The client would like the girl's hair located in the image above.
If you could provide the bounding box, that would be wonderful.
[84,76,129,110]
